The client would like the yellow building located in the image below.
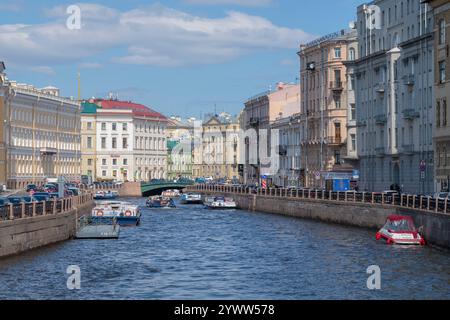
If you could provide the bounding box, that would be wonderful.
[0,62,7,188]
[193,113,240,181]
[81,101,98,180]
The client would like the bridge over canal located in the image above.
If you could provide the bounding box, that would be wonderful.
[141,181,194,197]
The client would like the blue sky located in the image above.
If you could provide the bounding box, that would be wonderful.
[0,0,362,118]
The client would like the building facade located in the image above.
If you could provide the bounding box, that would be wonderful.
[0,62,7,188]
[193,113,240,181]
[166,116,195,180]
[271,113,302,187]
[355,0,434,194]
[242,83,300,185]
[81,99,168,182]
[298,29,358,188]
[425,0,450,192]
[1,79,81,189]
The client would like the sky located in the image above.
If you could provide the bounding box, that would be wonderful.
[0,0,363,118]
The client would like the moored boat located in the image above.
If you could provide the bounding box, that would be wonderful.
[91,201,141,226]
[94,191,118,200]
[204,196,237,209]
[376,215,426,245]
[146,196,176,208]
[75,216,120,239]
[180,193,203,204]
[162,189,181,198]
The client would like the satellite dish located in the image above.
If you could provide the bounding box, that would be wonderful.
[349,21,356,29]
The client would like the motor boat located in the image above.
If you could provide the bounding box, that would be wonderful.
[162,189,181,198]
[180,193,203,204]
[94,191,117,200]
[75,216,120,239]
[91,201,141,226]
[146,196,176,208]
[376,215,426,245]
[204,196,237,209]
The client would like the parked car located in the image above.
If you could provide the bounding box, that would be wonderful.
[0,197,11,207]
[32,192,51,202]
[26,184,38,192]
[7,196,25,204]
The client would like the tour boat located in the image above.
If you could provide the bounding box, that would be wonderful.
[94,191,118,200]
[91,201,141,226]
[75,216,120,239]
[376,215,426,245]
[180,193,203,204]
[204,196,237,209]
[162,189,181,198]
[146,196,176,208]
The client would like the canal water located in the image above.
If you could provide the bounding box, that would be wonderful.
[0,197,449,300]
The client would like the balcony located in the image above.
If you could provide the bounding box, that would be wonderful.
[403,74,415,86]
[402,144,415,155]
[375,114,387,125]
[249,117,260,127]
[325,136,343,145]
[375,82,385,94]
[330,81,343,91]
[403,108,420,120]
[375,146,385,157]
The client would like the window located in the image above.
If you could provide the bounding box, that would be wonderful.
[350,134,356,151]
[349,48,355,61]
[123,158,128,165]
[350,103,356,120]
[112,170,117,177]
[112,123,117,131]
[87,136,92,149]
[439,61,446,83]
[101,123,106,131]
[101,137,106,149]
[102,159,107,166]
[334,151,341,165]
[123,123,128,131]
[87,122,92,130]
[87,159,93,166]
[444,99,448,127]
[112,159,117,166]
[334,47,341,58]
[123,137,128,149]
[112,137,117,149]
[439,19,446,45]
[335,97,341,109]
[102,170,107,177]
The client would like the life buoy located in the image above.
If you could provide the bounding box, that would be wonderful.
[96,209,104,216]
[125,210,132,217]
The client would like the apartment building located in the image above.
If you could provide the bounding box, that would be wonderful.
[298,29,358,188]
[0,62,7,188]
[355,0,434,194]
[425,0,450,192]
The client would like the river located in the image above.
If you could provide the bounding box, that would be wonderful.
[0,197,449,299]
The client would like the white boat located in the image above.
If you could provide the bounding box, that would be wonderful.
[376,215,426,245]
[162,189,181,198]
[204,196,237,209]
[180,193,203,204]
[91,201,141,226]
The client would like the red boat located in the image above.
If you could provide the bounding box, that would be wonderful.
[376,215,426,245]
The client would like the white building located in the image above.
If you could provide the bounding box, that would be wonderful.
[355,0,435,194]
[81,99,168,182]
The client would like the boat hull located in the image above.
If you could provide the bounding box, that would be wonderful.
[75,225,120,239]
[91,216,140,226]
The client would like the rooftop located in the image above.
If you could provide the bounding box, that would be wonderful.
[82,99,167,120]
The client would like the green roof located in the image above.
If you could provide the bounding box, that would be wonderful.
[167,140,179,150]
[81,101,100,114]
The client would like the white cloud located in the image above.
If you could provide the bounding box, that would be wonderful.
[0,3,314,68]
[182,0,273,6]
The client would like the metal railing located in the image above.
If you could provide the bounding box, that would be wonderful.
[0,192,94,222]
[187,185,450,215]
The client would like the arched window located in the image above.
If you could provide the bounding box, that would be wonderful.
[439,19,446,45]
[349,48,356,61]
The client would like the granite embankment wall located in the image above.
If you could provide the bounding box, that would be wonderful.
[201,191,450,249]
[0,199,95,258]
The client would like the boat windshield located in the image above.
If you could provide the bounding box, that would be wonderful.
[214,197,225,201]
[385,218,415,232]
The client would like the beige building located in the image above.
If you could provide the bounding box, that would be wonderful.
[193,113,240,181]
[426,0,450,192]
[0,62,7,188]
[81,101,98,180]
[298,29,358,188]
[0,77,81,189]
[242,83,300,184]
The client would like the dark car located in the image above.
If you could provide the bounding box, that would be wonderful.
[7,196,25,205]
[32,192,51,202]
[0,197,11,207]
[26,184,38,192]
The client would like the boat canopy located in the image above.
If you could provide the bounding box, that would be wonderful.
[384,215,416,232]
